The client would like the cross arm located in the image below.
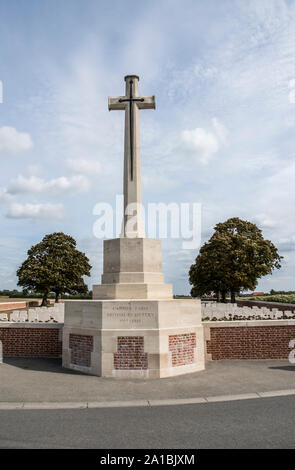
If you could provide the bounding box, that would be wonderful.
[108,96,126,111]
[137,95,156,110]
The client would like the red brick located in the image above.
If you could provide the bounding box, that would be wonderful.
[169,333,196,367]
[0,328,62,357]
[207,326,295,360]
[114,336,148,370]
[69,334,93,367]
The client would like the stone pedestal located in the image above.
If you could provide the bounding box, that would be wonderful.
[62,237,205,378]
[62,299,205,378]
[93,238,173,300]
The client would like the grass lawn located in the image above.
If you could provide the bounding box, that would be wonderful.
[239,294,295,304]
[0,296,42,302]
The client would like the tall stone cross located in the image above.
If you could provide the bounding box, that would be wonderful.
[108,75,155,238]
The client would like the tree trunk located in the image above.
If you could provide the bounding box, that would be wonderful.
[221,291,227,303]
[41,292,48,306]
[55,291,60,303]
[230,290,236,303]
[216,291,220,303]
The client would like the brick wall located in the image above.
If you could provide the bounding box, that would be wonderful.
[206,323,295,360]
[69,334,93,367]
[2,321,295,364]
[114,336,148,370]
[169,333,196,367]
[0,326,62,357]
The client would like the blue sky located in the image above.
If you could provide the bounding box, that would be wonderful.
[0,0,295,294]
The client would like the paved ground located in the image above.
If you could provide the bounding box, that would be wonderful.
[1,395,295,448]
[0,358,294,403]
[1,358,295,449]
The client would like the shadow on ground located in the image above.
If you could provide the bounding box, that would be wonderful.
[269,365,295,372]
[3,358,88,376]
[1,357,295,403]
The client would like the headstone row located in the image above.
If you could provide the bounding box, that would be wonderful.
[0,302,65,323]
[201,302,295,320]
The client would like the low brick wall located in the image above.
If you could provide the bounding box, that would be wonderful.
[1,320,295,364]
[204,320,295,360]
[0,323,62,358]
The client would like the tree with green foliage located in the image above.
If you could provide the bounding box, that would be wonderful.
[189,241,229,302]
[17,232,92,306]
[189,217,282,303]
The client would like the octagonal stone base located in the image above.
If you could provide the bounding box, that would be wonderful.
[62,299,205,378]
[93,238,173,300]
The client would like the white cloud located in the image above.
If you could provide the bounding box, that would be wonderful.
[6,203,65,220]
[8,175,45,194]
[7,174,90,195]
[0,126,33,154]
[0,188,14,203]
[66,158,101,175]
[181,128,219,164]
[46,175,90,194]
[181,119,228,164]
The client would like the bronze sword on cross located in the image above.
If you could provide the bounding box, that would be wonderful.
[108,75,156,237]
[108,75,155,238]
[108,75,155,181]
[118,79,144,181]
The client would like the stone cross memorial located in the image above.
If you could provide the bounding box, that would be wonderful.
[62,75,205,378]
[108,75,155,238]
